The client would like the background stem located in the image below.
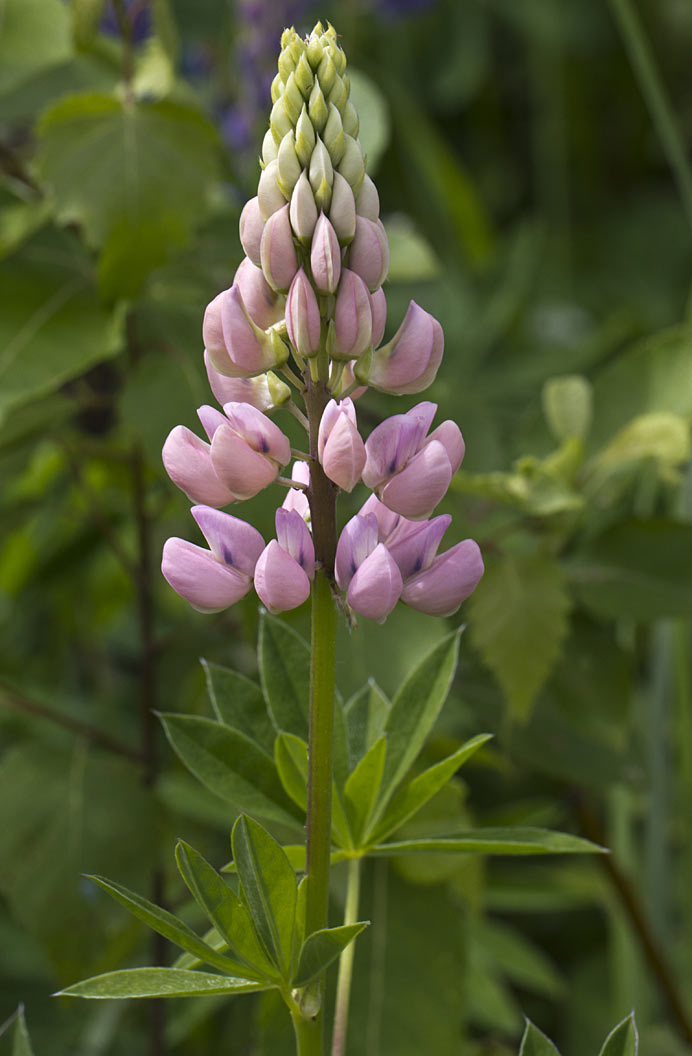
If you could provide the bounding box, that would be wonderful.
[332,858,362,1056]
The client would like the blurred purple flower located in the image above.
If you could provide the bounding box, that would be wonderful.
[101,0,152,44]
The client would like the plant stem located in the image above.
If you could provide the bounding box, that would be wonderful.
[331,858,362,1056]
[291,1005,323,1056]
[609,0,692,238]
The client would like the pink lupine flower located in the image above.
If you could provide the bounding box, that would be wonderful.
[204,352,289,413]
[210,402,291,500]
[254,509,315,613]
[348,216,389,292]
[368,286,387,348]
[355,174,380,221]
[260,204,299,292]
[205,285,286,378]
[318,398,366,492]
[311,212,342,293]
[361,300,443,395]
[257,158,286,218]
[335,513,402,622]
[331,269,372,361]
[162,417,236,508]
[286,269,321,357]
[282,460,311,522]
[161,506,264,612]
[362,402,465,519]
[239,196,264,267]
[233,257,284,329]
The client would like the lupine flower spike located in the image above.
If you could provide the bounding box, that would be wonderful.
[161,22,483,621]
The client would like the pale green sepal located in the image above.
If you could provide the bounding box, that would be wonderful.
[367,733,492,845]
[519,1019,562,1055]
[293,922,369,988]
[307,30,325,69]
[328,77,348,114]
[278,131,301,194]
[175,840,277,980]
[282,72,304,125]
[323,102,346,165]
[295,52,314,97]
[342,99,359,138]
[266,371,291,407]
[367,828,607,857]
[338,134,365,193]
[308,79,329,134]
[599,1013,638,1056]
[231,815,297,978]
[262,127,279,165]
[86,874,242,974]
[316,53,337,95]
[344,735,387,844]
[270,73,283,105]
[270,96,293,145]
[56,968,270,1000]
[296,105,316,167]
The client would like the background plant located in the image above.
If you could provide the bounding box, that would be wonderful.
[1,1,691,1055]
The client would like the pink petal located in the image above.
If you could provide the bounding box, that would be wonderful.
[222,402,291,465]
[275,507,315,577]
[427,420,465,475]
[388,514,452,580]
[286,268,321,357]
[362,413,428,489]
[162,425,235,507]
[379,440,452,519]
[254,540,311,613]
[281,461,311,521]
[401,539,484,617]
[234,257,282,329]
[311,212,342,294]
[347,543,403,622]
[335,513,379,590]
[358,493,402,540]
[260,203,298,292]
[191,506,265,576]
[197,404,227,441]
[219,285,268,375]
[321,413,366,492]
[161,538,251,613]
[368,286,387,347]
[204,351,274,412]
[210,425,279,500]
[239,197,264,268]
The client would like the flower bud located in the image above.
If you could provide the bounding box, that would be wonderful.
[262,128,278,165]
[335,360,368,401]
[335,519,402,623]
[162,425,236,507]
[254,539,311,613]
[349,216,389,291]
[289,169,318,242]
[286,269,321,358]
[258,159,286,219]
[327,76,348,114]
[401,539,484,617]
[282,72,304,124]
[308,79,329,134]
[355,174,380,221]
[282,460,311,522]
[369,286,387,346]
[239,197,264,268]
[318,397,366,492]
[332,269,372,360]
[295,105,316,167]
[211,402,290,500]
[204,352,288,412]
[277,130,301,196]
[260,204,298,292]
[295,52,313,97]
[210,285,286,377]
[342,99,359,138]
[307,26,325,68]
[316,52,337,95]
[323,103,345,165]
[233,257,283,329]
[329,171,356,244]
[338,135,365,193]
[270,73,283,106]
[311,212,341,293]
[364,300,443,395]
[276,507,315,578]
[270,93,293,144]
[309,137,333,212]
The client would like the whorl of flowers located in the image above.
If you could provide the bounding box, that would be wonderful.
[161,23,483,622]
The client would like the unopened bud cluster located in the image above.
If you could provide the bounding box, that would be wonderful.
[162,23,483,622]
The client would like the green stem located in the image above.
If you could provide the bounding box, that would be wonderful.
[609,0,692,237]
[331,858,362,1056]
[291,1005,323,1056]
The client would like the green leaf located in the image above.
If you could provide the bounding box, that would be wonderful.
[368,734,492,845]
[159,713,301,830]
[345,680,390,769]
[519,1019,562,1055]
[36,93,220,298]
[344,736,387,844]
[348,68,390,174]
[293,922,369,988]
[379,631,461,803]
[274,733,351,849]
[0,0,72,96]
[0,1006,35,1056]
[0,229,123,427]
[468,553,571,720]
[368,828,605,857]
[599,1014,639,1056]
[87,874,241,974]
[202,660,275,753]
[174,841,276,980]
[231,816,297,977]
[385,214,441,282]
[223,845,350,875]
[259,614,310,738]
[57,967,269,999]
[566,519,692,621]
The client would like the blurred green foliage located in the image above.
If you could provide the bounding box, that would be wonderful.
[1,0,692,1054]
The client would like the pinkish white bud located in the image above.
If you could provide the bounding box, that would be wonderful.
[347,543,402,622]
[318,397,366,492]
[355,174,380,221]
[363,300,444,395]
[254,539,311,613]
[257,159,286,219]
[204,352,288,412]
[311,212,342,293]
[349,216,389,291]
[329,171,356,244]
[281,460,311,522]
[210,402,290,500]
[233,257,283,329]
[332,269,372,360]
[239,197,265,268]
[368,286,387,347]
[162,426,236,507]
[260,204,299,292]
[290,170,319,241]
[208,285,285,377]
[286,269,321,357]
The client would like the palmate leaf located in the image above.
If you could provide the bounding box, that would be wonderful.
[344,735,387,843]
[344,680,390,769]
[367,828,604,857]
[519,1020,562,1055]
[294,922,369,988]
[202,660,276,754]
[0,1006,35,1056]
[57,968,269,1000]
[599,1014,639,1056]
[36,93,220,297]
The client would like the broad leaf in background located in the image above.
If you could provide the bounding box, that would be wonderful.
[599,1014,639,1056]
[519,1019,561,1055]
[468,553,570,720]
[0,1005,35,1055]
[368,827,602,857]
[0,0,71,97]
[567,519,692,621]
[348,69,390,175]
[159,713,301,830]
[37,94,220,298]
[0,229,123,427]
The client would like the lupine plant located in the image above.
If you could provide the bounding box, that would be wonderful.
[57,23,601,1054]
